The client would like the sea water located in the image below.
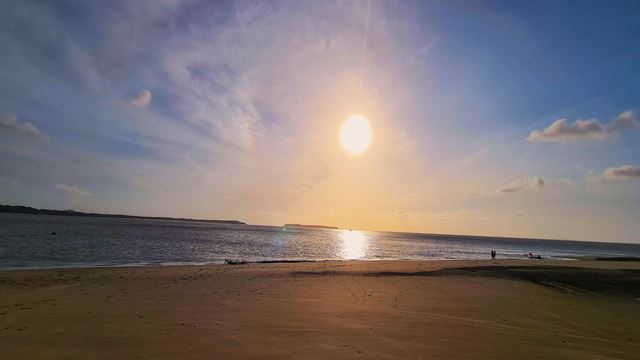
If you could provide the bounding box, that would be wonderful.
[1,213,639,270]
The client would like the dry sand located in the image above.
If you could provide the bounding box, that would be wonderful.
[1,260,639,359]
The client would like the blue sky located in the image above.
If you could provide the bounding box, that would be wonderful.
[1,0,639,242]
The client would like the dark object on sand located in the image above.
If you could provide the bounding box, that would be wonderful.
[491,250,496,260]
[51,231,56,235]
[224,259,248,265]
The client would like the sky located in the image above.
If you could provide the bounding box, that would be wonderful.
[1,0,639,243]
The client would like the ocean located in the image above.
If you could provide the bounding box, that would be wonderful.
[1,213,639,270]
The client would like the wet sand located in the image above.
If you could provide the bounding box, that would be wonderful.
[1,260,639,359]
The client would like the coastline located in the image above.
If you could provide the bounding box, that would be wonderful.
[1,260,639,359]
[0,205,245,225]
[1,255,638,273]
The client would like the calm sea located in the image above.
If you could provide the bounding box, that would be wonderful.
[1,213,639,270]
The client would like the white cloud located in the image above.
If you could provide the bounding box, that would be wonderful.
[128,89,152,107]
[496,176,570,194]
[527,111,638,143]
[55,184,92,196]
[602,165,640,181]
[0,115,48,140]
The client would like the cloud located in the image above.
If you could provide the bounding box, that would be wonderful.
[601,165,640,181]
[55,184,92,196]
[527,111,638,143]
[0,115,48,140]
[496,176,570,194]
[158,29,266,150]
[67,40,102,91]
[128,89,152,107]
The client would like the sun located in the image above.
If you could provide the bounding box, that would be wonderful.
[339,114,373,154]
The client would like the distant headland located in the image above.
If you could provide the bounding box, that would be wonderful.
[283,224,338,230]
[0,205,245,225]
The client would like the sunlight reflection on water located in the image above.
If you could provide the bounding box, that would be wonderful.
[340,230,368,259]
[3,214,640,269]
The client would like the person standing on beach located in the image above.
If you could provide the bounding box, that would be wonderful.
[491,250,496,260]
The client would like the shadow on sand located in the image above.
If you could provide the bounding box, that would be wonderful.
[293,265,640,298]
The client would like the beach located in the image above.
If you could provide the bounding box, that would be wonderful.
[1,260,639,359]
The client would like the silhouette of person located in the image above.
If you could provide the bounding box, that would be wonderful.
[491,250,496,260]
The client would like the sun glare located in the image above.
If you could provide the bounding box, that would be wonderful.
[340,230,368,259]
[339,114,373,154]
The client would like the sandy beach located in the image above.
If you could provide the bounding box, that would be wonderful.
[1,260,639,359]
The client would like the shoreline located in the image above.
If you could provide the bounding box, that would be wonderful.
[1,255,638,273]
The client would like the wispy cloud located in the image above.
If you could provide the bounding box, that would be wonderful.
[527,111,638,143]
[55,184,92,196]
[67,41,102,91]
[496,176,570,194]
[155,12,269,150]
[0,115,48,141]
[128,89,152,108]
